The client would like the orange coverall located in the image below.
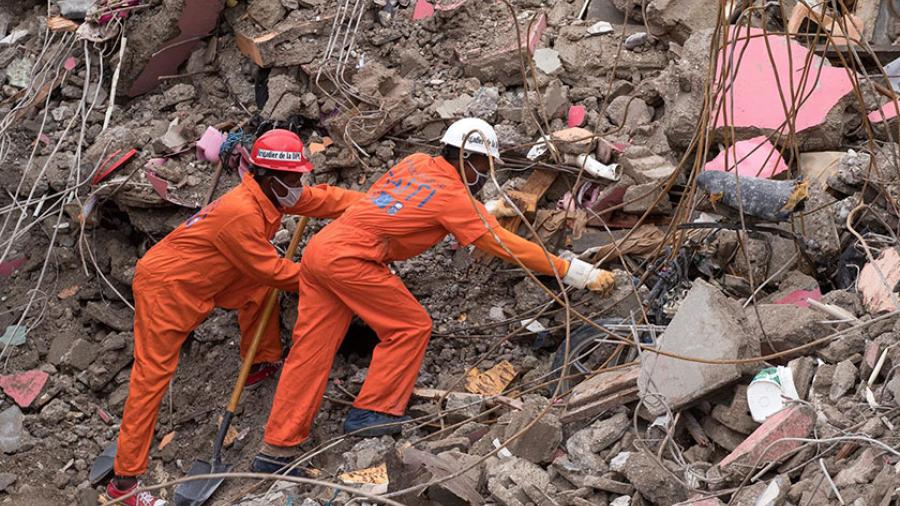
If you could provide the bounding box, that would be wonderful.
[115,174,363,476]
[264,154,570,447]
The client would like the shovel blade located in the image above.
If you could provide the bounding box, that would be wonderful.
[89,442,117,486]
[173,460,233,506]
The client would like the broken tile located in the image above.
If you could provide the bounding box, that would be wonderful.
[711,27,855,151]
[719,405,815,472]
[533,48,562,75]
[704,136,788,179]
[0,325,27,347]
[858,247,900,314]
[0,370,49,408]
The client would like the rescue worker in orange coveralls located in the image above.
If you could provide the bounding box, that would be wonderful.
[251,118,616,474]
[106,129,364,506]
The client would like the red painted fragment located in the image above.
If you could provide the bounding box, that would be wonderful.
[63,56,77,71]
[127,0,224,97]
[412,0,468,20]
[412,0,435,19]
[773,288,822,308]
[92,148,137,185]
[0,370,49,408]
[714,27,853,136]
[704,136,788,179]
[567,105,586,128]
[720,405,815,470]
[145,170,170,201]
[869,99,900,126]
[0,257,26,277]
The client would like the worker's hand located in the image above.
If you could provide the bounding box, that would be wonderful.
[484,199,518,218]
[563,258,616,294]
[586,268,616,294]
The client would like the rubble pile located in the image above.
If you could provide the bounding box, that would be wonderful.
[2,0,900,504]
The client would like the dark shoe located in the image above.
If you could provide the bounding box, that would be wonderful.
[245,362,281,388]
[343,407,410,437]
[106,480,167,506]
[250,453,308,477]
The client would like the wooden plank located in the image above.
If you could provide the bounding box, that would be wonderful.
[561,386,639,424]
[474,168,558,261]
[568,364,639,409]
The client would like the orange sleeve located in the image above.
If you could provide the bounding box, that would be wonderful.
[212,215,301,291]
[285,184,365,219]
[436,195,503,246]
[472,225,570,277]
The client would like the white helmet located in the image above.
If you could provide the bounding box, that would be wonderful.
[440,118,504,163]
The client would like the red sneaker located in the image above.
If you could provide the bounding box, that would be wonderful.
[106,481,167,506]
[245,362,281,388]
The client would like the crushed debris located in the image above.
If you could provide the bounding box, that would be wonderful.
[2,0,900,504]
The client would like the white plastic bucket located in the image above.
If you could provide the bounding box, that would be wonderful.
[747,366,799,422]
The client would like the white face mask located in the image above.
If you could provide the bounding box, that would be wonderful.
[464,159,488,192]
[271,176,303,208]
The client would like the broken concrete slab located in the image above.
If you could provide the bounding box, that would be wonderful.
[829,359,858,402]
[247,0,286,27]
[620,147,677,184]
[639,279,757,416]
[0,405,24,454]
[445,392,484,423]
[85,302,132,332]
[702,416,745,452]
[437,95,474,120]
[486,455,552,506]
[746,304,829,357]
[236,17,332,67]
[622,182,671,214]
[711,385,759,435]
[834,448,879,487]
[719,405,815,473]
[566,411,629,470]
[607,96,653,128]
[387,447,484,506]
[504,402,562,465]
[613,451,688,504]
[456,12,546,86]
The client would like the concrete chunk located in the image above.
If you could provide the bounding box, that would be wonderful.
[617,451,688,504]
[622,182,672,214]
[746,304,829,357]
[0,406,23,454]
[639,280,756,415]
[505,403,562,465]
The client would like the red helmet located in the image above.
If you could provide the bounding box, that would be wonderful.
[248,129,314,172]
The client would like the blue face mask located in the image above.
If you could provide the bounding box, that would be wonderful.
[271,176,303,208]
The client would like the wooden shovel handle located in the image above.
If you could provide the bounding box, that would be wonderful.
[226,216,309,412]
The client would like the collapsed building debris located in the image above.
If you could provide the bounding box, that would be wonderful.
[2,0,900,504]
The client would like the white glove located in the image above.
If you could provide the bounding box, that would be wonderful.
[563,258,616,294]
[484,199,518,218]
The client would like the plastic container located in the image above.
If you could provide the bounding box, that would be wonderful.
[747,366,799,422]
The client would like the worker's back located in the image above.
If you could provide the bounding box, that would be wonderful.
[137,175,281,294]
[320,153,498,263]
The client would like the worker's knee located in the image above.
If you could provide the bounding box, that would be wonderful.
[407,306,432,335]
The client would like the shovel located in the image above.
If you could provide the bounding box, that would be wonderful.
[89,442,117,485]
[174,216,309,506]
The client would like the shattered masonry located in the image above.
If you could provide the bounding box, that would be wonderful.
[3,0,900,504]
